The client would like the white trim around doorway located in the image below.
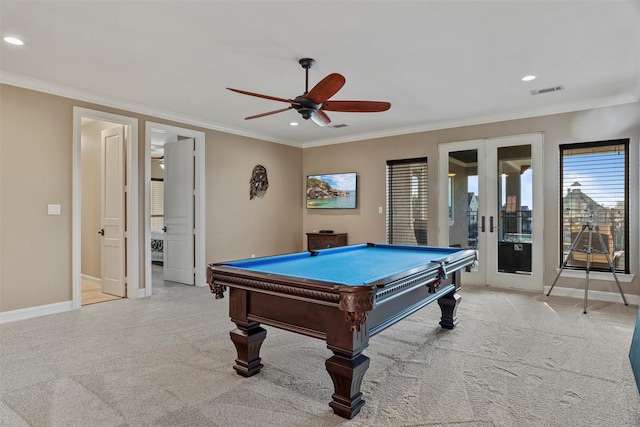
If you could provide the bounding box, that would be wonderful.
[144,122,206,296]
[72,107,140,309]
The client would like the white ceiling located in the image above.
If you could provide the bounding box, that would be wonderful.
[1,1,638,148]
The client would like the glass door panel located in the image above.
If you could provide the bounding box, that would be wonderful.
[448,150,479,264]
[496,145,532,275]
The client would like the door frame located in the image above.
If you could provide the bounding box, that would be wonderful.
[438,133,544,291]
[144,122,206,295]
[72,107,139,309]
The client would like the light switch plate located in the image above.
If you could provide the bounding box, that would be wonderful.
[48,204,61,215]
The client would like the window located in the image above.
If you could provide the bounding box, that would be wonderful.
[150,178,164,229]
[386,157,428,245]
[559,140,629,273]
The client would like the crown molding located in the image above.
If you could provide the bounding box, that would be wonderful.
[0,72,300,148]
[2,71,637,150]
[300,93,639,148]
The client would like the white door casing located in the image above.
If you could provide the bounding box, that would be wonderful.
[163,139,195,285]
[100,126,127,297]
[72,107,139,310]
[144,122,205,295]
[438,133,544,291]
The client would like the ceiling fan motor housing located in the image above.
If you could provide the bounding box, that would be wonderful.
[293,95,320,119]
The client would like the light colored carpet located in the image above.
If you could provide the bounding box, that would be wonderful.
[1,277,639,426]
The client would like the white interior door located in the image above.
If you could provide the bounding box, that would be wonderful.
[439,133,544,291]
[100,126,126,297]
[163,139,195,285]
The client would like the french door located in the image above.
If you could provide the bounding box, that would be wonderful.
[438,133,544,291]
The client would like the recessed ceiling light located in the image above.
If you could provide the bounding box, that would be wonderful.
[3,36,24,46]
[289,122,298,126]
[521,75,536,82]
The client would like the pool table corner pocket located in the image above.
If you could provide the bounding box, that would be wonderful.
[338,286,376,332]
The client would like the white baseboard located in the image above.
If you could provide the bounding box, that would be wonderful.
[137,288,148,298]
[0,301,74,324]
[81,274,101,284]
[543,286,639,307]
[556,268,635,282]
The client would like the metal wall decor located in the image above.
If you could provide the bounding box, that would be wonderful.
[250,164,269,200]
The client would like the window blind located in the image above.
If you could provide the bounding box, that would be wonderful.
[386,157,428,245]
[150,179,164,230]
[559,140,629,273]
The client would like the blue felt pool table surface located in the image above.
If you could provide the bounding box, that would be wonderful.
[222,243,466,286]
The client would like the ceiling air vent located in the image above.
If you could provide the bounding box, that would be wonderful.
[530,85,564,95]
[330,124,349,128]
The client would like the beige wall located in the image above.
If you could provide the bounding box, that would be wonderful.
[0,82,637,314]
[206,132,303,262]
[80,121,101,279]
[1,85,74,310]
[303,102,640,297]
[0,84,302,312]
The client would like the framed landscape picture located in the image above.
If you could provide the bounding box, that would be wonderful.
[306,172,357,209]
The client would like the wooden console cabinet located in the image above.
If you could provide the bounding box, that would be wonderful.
[306,233,348,250]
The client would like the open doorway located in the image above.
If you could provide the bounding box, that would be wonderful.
[72,107,140,309]
[80,118,125,305]
[144,122,206,296]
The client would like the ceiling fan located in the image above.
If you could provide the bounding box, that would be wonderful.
[227,58,391,127]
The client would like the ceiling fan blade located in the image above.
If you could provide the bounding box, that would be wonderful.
[227,87,297,104]
[306,73,346,104]
[321,100,391,112]
[245,107,293,120]
[310,110,331,127]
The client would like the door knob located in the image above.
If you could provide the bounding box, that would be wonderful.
[98,228,105,236]
[162,226,167,232]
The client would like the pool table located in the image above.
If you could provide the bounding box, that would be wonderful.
[207,243,476,419]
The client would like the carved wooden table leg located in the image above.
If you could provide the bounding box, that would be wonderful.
[230,322,267,377]
[437,290,460,329]
[325,350,370,419]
